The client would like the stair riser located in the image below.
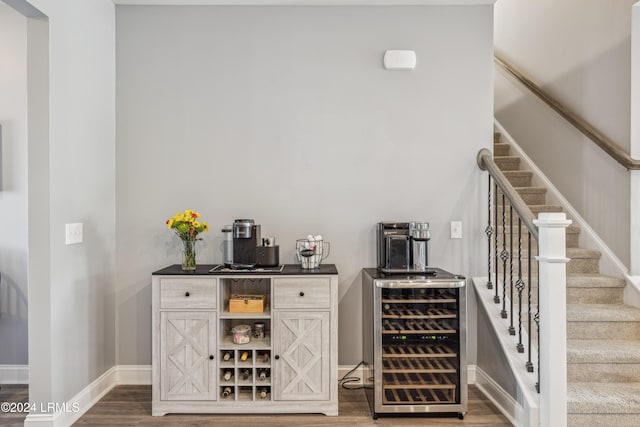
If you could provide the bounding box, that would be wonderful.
[495,158,520,171]
[568,364,640,383]
[496,288,623,305]
[499,209,563,225]
[495,233,579,248]
[566,288,623,305]
[568,322,640,340]
[493,144,510,156]
[568,258,600,274]
[494,133,501,144]
[504,174,532,187]
[497,262,538,274]
[569,414,640,427]
[497,257,599,274]
[497,192,546,205]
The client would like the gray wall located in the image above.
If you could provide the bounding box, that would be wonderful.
[116,5,494,365]
[0,3,29,368]
[19,0,117,407]
[494,0,635,267]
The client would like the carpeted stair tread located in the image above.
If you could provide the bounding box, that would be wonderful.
[519,274,624,288]
[528,204,564,213]
[502,170,531,178]
[515,273,624,286]
[566,248,601,259]
[566,274,625,288]
[567,304,640,322]
[568,340,640,363]
[496,224,580,234]
[568,383,640,414]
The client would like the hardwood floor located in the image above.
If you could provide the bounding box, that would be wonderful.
[0,385,30,427]
[0,384,512,426]
[72,385,512,426]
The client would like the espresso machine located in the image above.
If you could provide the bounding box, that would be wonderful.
[376,221,431,273]
[223,219,279,268]
[233,219,261,266]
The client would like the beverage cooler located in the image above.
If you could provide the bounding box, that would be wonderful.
[362,268,467,419]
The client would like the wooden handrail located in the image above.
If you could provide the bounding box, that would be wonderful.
[477,148,539,240]
[495,55,640,170]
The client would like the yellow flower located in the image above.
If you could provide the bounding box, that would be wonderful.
[165,209,209,240]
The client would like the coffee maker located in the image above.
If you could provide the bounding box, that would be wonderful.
[377,221,431,273]
[233,219,261,266]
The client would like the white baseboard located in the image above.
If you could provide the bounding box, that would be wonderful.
[0,364,28,384]
[474,366,518,426]
[115,364,151,385]
[24,367,117,427]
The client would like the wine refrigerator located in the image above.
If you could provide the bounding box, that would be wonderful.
[362,268,467,419]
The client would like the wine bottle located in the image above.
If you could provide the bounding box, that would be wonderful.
[258,369,267,381]
[223,351,232,361]
[222,386,233,398]
[223,370,233,381]
[240,351,249,361]
[242,369,251,380]
[261,352,270,363]
[259,387,268,399]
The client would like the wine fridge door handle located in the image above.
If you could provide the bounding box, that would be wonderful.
[374,280,465,289]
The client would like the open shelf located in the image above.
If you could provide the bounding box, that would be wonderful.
[219,309,271,319]
[220,335,271,350]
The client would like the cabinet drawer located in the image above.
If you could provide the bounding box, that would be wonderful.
[273,278,331,309]
[160,278,217,309]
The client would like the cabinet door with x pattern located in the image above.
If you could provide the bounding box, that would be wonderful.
[273,311,330,401]
[160,311,217,401]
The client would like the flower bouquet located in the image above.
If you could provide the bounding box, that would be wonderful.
[166,209,209,271]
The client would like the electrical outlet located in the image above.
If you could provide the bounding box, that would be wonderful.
[450,221,462,239]
[65,223,83,245]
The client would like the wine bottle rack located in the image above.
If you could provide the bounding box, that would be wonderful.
[218,345,272,400]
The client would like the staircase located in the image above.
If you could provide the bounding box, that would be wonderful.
[494,132,640,427]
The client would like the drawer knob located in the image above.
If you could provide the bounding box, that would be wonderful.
[209,355,214,360]
[185,291,190,297]
[299,291,305,297]
[275,355,280,360]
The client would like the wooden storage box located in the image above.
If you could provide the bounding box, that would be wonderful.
[229,294,265,313]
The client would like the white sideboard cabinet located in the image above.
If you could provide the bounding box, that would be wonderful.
[151,264,339,416]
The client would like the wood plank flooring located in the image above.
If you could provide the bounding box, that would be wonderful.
[0,385,30,427]
[1,384,512,426]
[73,385,512,426]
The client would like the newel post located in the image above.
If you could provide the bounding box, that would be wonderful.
[533,212,571,427]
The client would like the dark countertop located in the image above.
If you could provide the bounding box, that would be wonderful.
[153,264,338,276]
[363,267,465,281]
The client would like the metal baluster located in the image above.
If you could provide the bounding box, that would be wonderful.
[526,233,534,372]
[486,174,493,290]
[500,195,508,317]
[508,205,515,335]
[494,182,500,304]
[515,218,525,353]
[535,273,540,393]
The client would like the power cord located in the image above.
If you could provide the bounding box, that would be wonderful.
[338,361,365,390]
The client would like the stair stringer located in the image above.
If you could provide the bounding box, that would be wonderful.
[473,277,539,427]
[494,120,640,308]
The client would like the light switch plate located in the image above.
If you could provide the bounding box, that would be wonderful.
[450,221,462,239]
[65,223,83,245]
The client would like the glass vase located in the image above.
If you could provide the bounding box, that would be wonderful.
[181,239,197,271]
